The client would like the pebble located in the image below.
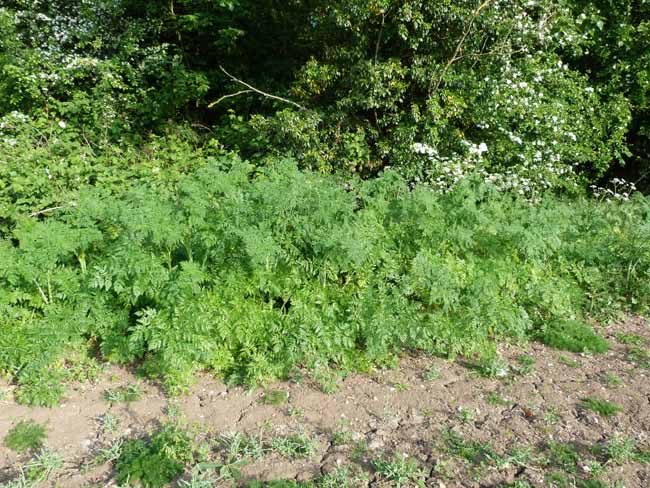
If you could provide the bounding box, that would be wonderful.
[368,438,385,450]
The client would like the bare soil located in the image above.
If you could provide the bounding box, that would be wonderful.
[1,316,650,487]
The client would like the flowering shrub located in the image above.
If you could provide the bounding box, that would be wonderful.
[564,0,650,188]
[2,1,646,188]
[242,0,633,192]
[0,2,209,139]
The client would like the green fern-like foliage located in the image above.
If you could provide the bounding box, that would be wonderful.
[1,157,649,403]
[115,425,196,487]
[3,420,46,453]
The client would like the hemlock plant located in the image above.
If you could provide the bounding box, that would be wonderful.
[1,158,648,405]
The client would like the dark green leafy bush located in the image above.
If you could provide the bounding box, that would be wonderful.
[563,0,650,188]
[245,0,632,188]
[1,157,648,403]
[0,1,210,136]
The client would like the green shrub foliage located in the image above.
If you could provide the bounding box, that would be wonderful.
[1,1,648,185]
[0,114,220,236]
[254,0,633,184]
[1,157,648,403]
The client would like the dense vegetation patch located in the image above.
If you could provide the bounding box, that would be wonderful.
[2,5,650,488]
[0,0,649,407]
[1,157,648,404]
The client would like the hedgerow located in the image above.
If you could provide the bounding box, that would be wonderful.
[2,1,648,187]
[1,157,648,404]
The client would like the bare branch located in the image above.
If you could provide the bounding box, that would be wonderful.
[455,46,527,63]
[431,0,493,94]
[207,89,254,108]
[33,279,49,305]
[29,205,67,217]
[374,12,386,65]
[210,66,307,111]
[191,122,215,132]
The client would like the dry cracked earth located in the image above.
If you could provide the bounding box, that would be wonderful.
[1,316,650,487]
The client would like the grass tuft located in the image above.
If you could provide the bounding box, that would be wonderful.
[104,384,143,404]
[372,452,426,488]
[258,390,289,406]
[269,434,317,459]
[580,397,622,417]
